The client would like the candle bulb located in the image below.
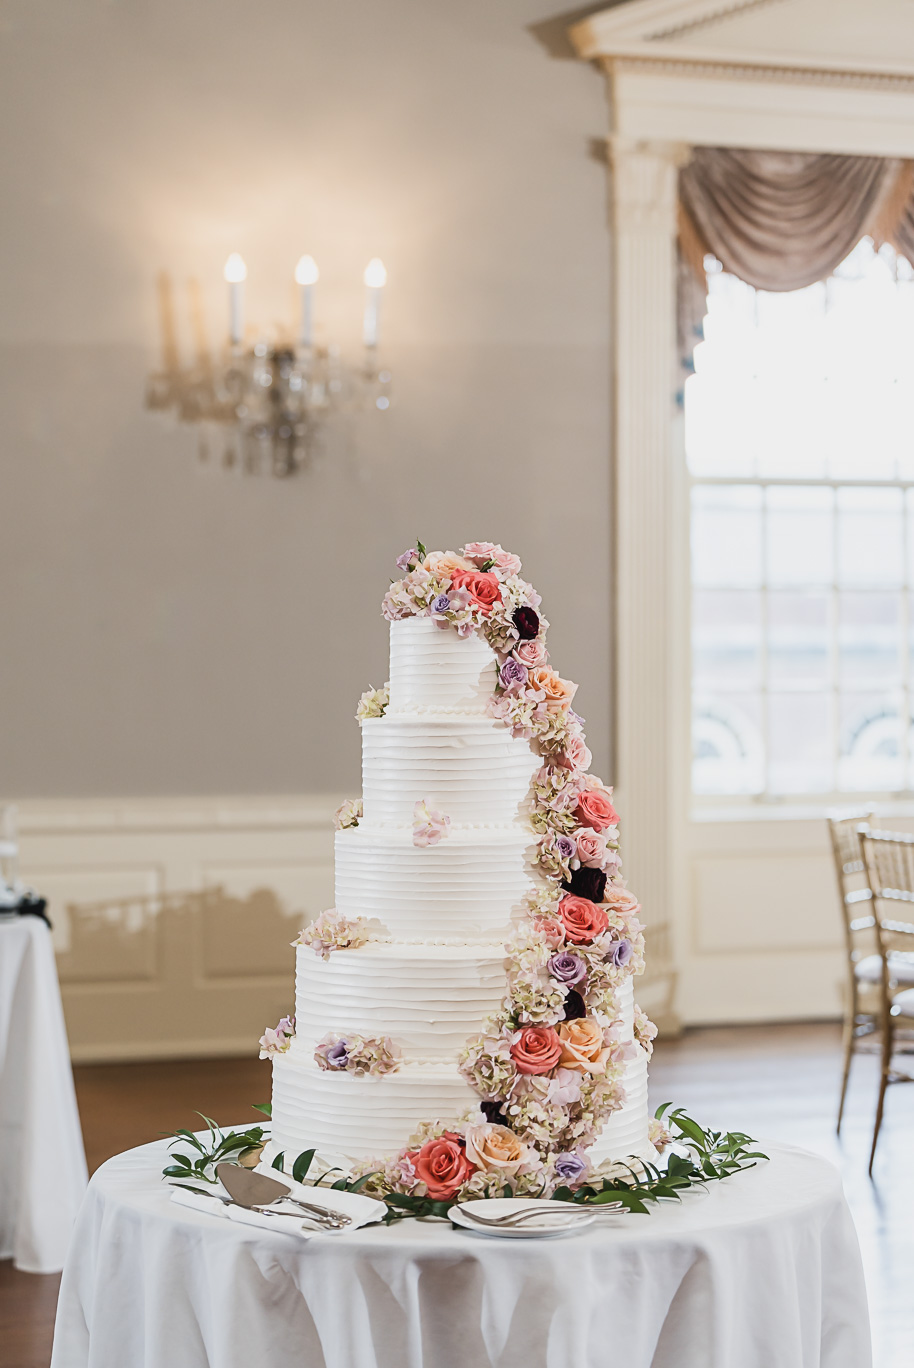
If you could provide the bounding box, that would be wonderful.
[223,253,247,345]
[363,258,387,348]
[294,255,319,348]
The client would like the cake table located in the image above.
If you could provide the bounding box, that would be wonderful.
[50,1135,871,1368]
[0,914,87,1273]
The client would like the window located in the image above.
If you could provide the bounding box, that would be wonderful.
[687,239,914,798]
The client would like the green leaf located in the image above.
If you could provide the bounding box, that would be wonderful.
[416,539,426,560]
[331,1177,348,1190]
[292,1149,316,1184]
[347,1172,380,1193]
[272,1152,286,1172]
[163,1164,195,1177]
[252,1102,272,1118]
[171,1128,208,1154]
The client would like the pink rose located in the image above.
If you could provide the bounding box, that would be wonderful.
[409,1132,475,1200]
[448,570,502,615]
[512,638,548,668]
[510,1025,563,1076]
[492,549,522,576]
[575,828,607,868]
[461,542,499,566]
[574,786,618,832]
[556,734,592,772]
[557,894,609,944]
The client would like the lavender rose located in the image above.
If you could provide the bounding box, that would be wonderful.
[499,657,528,692]
[396,548,419,571]
[547,951,587,987]
[430,593,451,613]
[554,834,577,862]
[604,938,633,969]
[513,606,540,640]
[554,1151,589,1184]
[324,1039,350,1068]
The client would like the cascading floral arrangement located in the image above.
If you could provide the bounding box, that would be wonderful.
[263,541,657,1202]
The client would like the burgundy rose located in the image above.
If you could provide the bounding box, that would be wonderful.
[562,989,587,1021]
[513,606,540,640]
[563,866,607,904]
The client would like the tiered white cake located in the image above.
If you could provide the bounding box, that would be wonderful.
[271,612,651,1169]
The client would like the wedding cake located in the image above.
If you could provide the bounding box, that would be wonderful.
[265,543,656,1198]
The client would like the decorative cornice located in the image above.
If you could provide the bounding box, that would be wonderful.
[648,0,779,43]
[609,53,914,94]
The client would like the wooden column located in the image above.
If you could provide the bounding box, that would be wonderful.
[610,137,689,1032]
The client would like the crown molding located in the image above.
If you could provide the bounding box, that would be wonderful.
[570,1,914,81]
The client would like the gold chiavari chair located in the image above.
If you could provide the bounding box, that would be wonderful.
[858,828,914,1171]
[827,810,880,1131]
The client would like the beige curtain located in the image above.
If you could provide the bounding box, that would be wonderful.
[676,146,914,392]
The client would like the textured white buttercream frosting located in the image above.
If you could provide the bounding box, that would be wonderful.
[271,613,651,1167]
[388,617,496,714]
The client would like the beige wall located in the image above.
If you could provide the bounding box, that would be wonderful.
[0,0,612,799]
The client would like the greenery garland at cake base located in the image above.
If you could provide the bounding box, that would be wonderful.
[162,1102,767,1225]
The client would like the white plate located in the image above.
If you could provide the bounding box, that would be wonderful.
[449,1197,597,1239]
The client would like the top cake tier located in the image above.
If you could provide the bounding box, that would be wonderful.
[387,617,497,714]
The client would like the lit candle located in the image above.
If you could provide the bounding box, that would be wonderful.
[363,258,387,348]
[223,253,247,345]
[294,255,319,348]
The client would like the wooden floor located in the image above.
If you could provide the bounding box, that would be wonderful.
[3,1025,911,1368]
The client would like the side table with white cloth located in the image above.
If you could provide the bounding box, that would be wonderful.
[50,1135,872,1368]
[0,914,88,1272]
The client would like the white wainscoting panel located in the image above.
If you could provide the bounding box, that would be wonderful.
[17,796,342,1062]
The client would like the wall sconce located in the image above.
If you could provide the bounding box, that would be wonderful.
[145,256,392,478]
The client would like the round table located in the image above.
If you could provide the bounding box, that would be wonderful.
[50,1135,871,1368]
[0,915,87,1273]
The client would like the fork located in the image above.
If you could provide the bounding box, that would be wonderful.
[456,1205,600,1229]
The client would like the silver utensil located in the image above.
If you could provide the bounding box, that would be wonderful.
[216,1163,351,1228]
[456,1205,599,1229]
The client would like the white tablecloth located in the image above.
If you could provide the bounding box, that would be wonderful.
[0,915,88,1272]
[50,1134,871,1368]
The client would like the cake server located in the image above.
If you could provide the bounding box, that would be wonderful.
[215,1163,351,1227]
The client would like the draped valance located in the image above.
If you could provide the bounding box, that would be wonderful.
[677,147,914,379]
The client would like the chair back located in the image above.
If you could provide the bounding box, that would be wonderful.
[827,809,875,965]
[860,827,914,980]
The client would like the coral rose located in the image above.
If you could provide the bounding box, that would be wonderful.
[558,894,609,944]
[448,570,502,615]
[529,667,577,712]
[513,637,548,668]
[510,1024,563,1075]
[574,786,619,832]
[557,1018,610,1075]
[464,1123,529,1177]
[410,1132,475,1200]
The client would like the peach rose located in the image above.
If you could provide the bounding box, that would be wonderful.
[557,1018,610,1074]
[510,1024,563,1075]
[464,1123,529,1177]
[557,894,609,944]
[424,551,475,576]
[556,734,592,772]
[409,1132,475,1200]
[602,884,640,915]
[513,638,548,668]
[574,786,618,832]
[528,667,577,712]
[575,827,607,868]
[449,570,502,615]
